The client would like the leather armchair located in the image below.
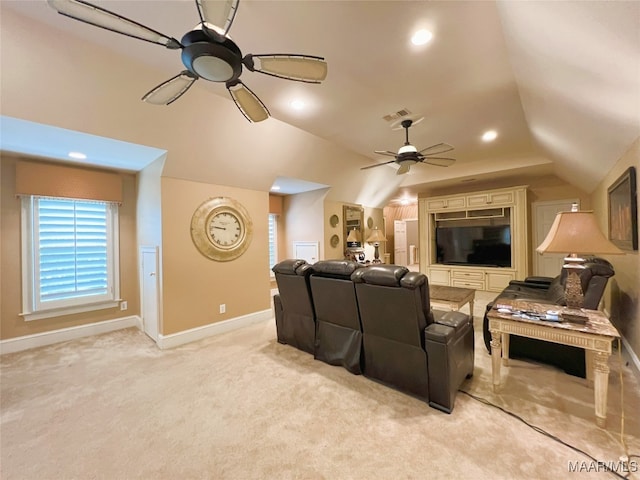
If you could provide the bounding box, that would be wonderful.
[482,257,615,377]
[352,265,474,413]
[272,259,315,354]
[309,260,365,374]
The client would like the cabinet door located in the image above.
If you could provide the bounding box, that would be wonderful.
[486,271,515,292]
[467,191,514,207]
[428,268,450,286]
[427,197,466,211]
[466,193,490,208]
[488,191,514,205]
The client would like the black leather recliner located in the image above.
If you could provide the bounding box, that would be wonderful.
[482,257,615,377]
[352,265,475,413]
[272,259,315,354]
[309,260,365,374]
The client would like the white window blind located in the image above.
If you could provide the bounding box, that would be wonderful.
[21,196,120,320]
[268,213,278,271]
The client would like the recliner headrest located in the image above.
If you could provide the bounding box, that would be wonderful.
[272,259,308,275]
[311,259,363,278]
[351,264,409,286]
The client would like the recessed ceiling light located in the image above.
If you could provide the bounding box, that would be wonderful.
[68,151,87,159]
[271,185,281,191]
[411,29,433,46]
[400,199,409,206]
[290,99,305,111]
[482,130,497,142]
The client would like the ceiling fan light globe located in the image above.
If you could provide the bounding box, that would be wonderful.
[398,144,417,154]
[192,56,235,81]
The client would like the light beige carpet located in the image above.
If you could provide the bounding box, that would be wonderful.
[1,294,639,479]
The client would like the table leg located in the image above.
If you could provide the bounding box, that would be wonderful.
[502,333,510,367]
[593,351,610,428]
[490,329,502,392]
[585,350,595,388]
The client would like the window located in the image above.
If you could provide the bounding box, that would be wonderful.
[21,196,120,320]
[268,213,278,273]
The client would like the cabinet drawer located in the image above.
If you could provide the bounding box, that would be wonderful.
[452,279,485,290]
[452,270,484,281]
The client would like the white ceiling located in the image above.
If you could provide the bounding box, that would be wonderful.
[2,0,639,199]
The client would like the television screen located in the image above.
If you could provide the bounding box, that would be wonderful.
[436,225,511,267]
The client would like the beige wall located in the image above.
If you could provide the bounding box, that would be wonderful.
[591,137,640,359]
[283,190,328,260]
[383,204,419,264]
[160,177,270,335]
[0,154,139,340]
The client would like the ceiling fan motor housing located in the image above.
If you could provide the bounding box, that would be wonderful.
[181,29,243,83]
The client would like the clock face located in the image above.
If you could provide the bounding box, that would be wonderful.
[190,197,253,261]
[208,211,243,248]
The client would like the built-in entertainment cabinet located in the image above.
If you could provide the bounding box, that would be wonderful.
[419,186,528,292]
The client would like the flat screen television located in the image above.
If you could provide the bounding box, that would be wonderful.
[436,225,511,267]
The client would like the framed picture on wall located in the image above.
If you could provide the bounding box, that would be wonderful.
[607,166,638,251]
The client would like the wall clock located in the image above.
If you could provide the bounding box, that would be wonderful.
[190,197,253,261]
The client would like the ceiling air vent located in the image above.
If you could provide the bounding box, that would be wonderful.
[382,109,412,122]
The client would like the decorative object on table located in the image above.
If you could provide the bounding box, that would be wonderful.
[607,166,637,251]
[536,203,623,321]
[329,214,339,228]
[330,234,340,248]
[366,227,387,263]
[46,0,327,123]
[361,116,455,175]
[190,196,253,261]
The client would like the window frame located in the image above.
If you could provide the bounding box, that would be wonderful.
[268,213,278,275]
[20,195,121,321]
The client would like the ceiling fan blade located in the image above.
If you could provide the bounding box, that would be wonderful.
[374,150,399,158]
[243,54,327,83]
[360,160,396,170]
[227,81,270,122]
[419,142,454,155]
[396,163,411,175]
[196,0,239,35]
[423,157,456,167]
[47,0,181,49]
[142,72,197,105]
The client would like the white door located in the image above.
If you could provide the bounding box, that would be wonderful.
[533,200,579,277]
[394,220,407,266]
[141,246,160,342]
[293,241,319,264]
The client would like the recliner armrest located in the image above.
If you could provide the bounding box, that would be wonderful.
[426,310,471,343]
[522,276,555,285]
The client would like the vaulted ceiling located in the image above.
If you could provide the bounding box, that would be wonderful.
[2,1,639,200]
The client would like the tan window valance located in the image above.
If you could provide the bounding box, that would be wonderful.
[15,161,123,203]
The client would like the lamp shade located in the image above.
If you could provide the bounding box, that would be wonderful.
[536,211,624,255]
[347,229,360,243]
[366,227,387,243]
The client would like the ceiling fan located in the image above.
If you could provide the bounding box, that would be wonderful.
[362,119,456,175]
[46,0,328,122]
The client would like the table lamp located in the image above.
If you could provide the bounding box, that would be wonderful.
[366,227,387,263]
[536,204,624,318]
[346,228,360,247]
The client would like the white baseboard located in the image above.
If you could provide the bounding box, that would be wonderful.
[0,316,142,355]
[157,309,272,350]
